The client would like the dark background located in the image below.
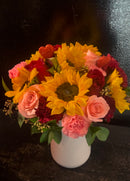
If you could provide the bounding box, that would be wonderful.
[0,0,130,126]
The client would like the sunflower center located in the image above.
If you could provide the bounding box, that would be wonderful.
[55,82,79,102]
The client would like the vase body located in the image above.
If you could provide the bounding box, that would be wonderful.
[50,133,91,168]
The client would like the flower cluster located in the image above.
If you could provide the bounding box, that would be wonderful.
[3,42,130,145]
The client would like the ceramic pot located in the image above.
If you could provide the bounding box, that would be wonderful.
[50,132,91,168]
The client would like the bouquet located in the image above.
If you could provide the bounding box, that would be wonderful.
[2,42,130,145]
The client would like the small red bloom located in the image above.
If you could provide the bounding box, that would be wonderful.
[53,44,62,51]
[103,96,116,123]
[39,44,54,59]
[36,97,63,124]
[87,69,105,96]
[97,54,128,88]
[25,59,51,81]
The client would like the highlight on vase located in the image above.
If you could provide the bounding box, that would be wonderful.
[2,42,130,145]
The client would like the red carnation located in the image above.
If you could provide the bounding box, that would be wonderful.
[103,96,116,123]
[97,54,128,88]
[25,59,51,81]
[87,69,105,96]
[39,44,54,59]
[36,97,63,124]
[53,44,62,51]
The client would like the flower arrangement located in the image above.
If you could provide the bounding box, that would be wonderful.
[2,42,130,145]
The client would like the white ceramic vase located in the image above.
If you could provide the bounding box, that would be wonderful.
[50,132,91,168]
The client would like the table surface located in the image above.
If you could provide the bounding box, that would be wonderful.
[0,110,130,181]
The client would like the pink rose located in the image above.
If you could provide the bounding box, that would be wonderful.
[18,89,39,118]
[8,61,27,79]
[84,50,106,76]
[62,114,91,138]
[84,50,100,68]
[84,95,110,122]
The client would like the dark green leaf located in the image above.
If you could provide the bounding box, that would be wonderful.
[86,125,110,145]
[18,113,25,128]
[2,77,10,91]
[96,127,110,141]
[86,127,96,146]
[40,130,49,143]
[48,131,54,144]
[52,129,62,144]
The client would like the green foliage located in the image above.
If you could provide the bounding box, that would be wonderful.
[40,129,50,143]
[29,117,38,123]
[40,120,62,144]
[2,77,10,91]
[18,112,25,128]
[28,77,40,86]
[86,125,109,146]
[48,57,61,75]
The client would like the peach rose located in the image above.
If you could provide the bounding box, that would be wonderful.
[84,50,100,68]
[18,86,41,118]
[84,95,110,122]
[84,50,106,76]
[8,61,27,79]
[62,114,90,138]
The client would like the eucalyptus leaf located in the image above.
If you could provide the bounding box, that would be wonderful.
[86,127,96,146]
[86,125,110,145]
[2,77,10,91]
[18,113,25,128]
[96,127,110,141]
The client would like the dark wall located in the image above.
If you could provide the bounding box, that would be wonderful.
[0,0,129,125]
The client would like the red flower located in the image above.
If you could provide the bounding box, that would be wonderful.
[103,96,116,123]
[39,44,54,59]
[53,44,62,51]
[97,54,128,88]
[25,59,51,81]
[36,97,63,124]
[87,69,105,96]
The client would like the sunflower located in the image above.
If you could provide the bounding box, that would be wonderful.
[41,68,92,116]
[107,69,129,113]
[26,51,43,64]
[5,67,38,103]
[56,42,101,70]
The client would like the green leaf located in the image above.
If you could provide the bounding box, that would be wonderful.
[28,77,40,86]
[48,67,55,75]
[2,77,10,91]
[18,113,25,128]
[52,129,62,144]
[48,131,54,144]
[40,130,49,143]
[47,119,57,126]
[29,117,38,123]
[86,125,109,145]
[48,129,62,144]
[86,127,96,146]
[96,127,110,141]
